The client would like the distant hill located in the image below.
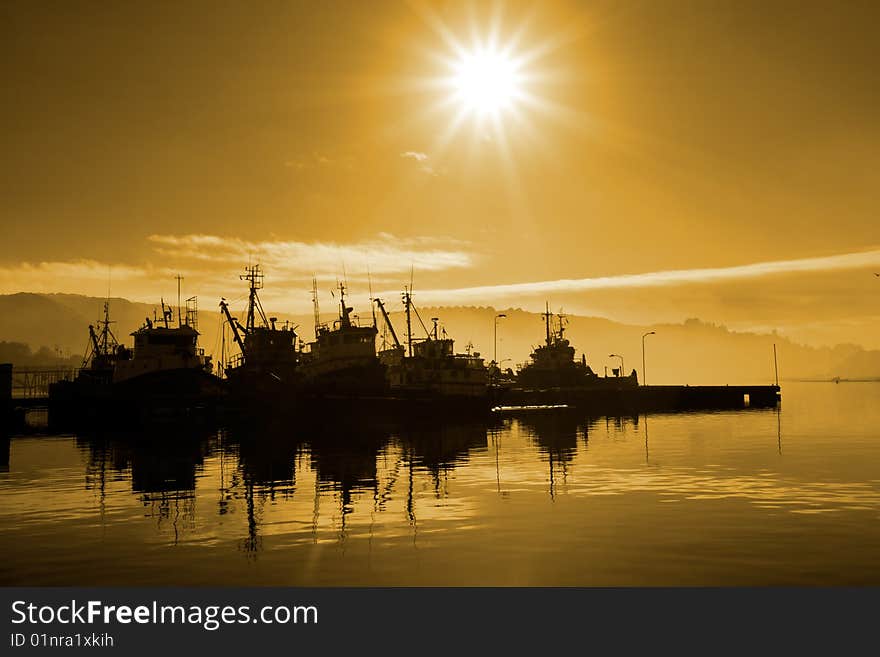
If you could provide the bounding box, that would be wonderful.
[1,293,878,385]
[0,293,158,358]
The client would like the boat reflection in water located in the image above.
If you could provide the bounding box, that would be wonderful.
[66,406,738,555]
[76,427,217,544]
[68,410,497,558]
[13,382,878,587]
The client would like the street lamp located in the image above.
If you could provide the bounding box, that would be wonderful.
[642,331,656,386]
[609,354,624,377]
[494,313,507,364]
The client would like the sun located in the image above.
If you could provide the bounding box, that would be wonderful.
[451,48,523,115]
[401,2,573,162]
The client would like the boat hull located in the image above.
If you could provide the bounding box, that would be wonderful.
[49,368,223,429]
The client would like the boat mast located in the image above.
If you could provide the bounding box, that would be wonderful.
[241,264,266,332]
[403,286,413,357]
[337,281,354,329]
[98,300,117,353]
[312,277,321,337]
[542,301,552,346]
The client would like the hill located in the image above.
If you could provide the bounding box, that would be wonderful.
[1,293,878,385]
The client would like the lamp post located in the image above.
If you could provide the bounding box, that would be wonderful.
[494,313,507,365]
[609,354,624,377]
[642,331,655,386]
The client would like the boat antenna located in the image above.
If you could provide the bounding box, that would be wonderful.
[175,273,184,327]
[773,343,779,387]
[368,267,377,328]
[312,276,321,338]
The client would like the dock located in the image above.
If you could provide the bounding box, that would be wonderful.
[495,384,781,413]
[3,360,781,432]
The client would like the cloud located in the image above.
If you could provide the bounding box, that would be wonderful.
[147,233,473,276]
[398,247,880,304]
[400,150,438,176]
[283,152,356,171]
[2,244,878,348]
[0,233,476,307]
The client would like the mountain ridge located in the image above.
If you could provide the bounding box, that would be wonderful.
[1,292,877,385]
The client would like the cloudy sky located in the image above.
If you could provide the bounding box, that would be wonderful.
[2,1,878,347]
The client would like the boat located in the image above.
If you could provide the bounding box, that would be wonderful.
[374,288,488,410]
[49,296,221,426]
[220,264,300,405]
[514,302,637,390]
[297,281,386,396]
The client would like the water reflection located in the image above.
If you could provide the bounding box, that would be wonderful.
[0,406,819,547]
[3,384,880,585]
[76,429,216,545]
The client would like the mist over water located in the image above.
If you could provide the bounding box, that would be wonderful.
[1,382,879,586]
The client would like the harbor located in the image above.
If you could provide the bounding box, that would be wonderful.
[4,3,880,648]
[1,268,780,435]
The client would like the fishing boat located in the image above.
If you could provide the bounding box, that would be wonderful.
[49,296,221,426]
[220,264,300,405]
[298,281,386,396]
[515,303,637,390]
[374,288,488,410]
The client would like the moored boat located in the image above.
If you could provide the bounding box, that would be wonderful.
[220,264,300,406]
[374,289,488,412]
[298,281,386,396]
[49,297,221,427]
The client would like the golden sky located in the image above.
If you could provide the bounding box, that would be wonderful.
[1,1,878,347]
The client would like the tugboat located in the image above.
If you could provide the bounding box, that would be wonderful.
[515,302,638,390]
[298,280,386,396]
[49,295,221,427]
[220,264,300,406]
[491,302,637,410]
[374,288,488,411]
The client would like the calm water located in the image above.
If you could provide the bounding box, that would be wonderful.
[2,382,879,586]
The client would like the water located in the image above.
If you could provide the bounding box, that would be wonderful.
[2,382,879,586]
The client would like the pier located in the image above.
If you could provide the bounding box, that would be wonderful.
[4,362,781,433]
[495,384,781,413]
